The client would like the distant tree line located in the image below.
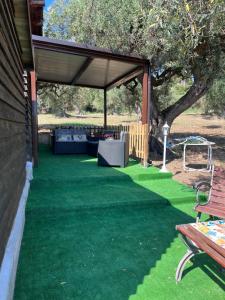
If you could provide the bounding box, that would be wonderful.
[38,83,142,118]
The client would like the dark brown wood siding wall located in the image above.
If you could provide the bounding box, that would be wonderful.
[0,1,32,264]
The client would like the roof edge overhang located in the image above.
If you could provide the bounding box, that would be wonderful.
[32,35,149,65]
[12,0,34,68]
[33,35,149,90]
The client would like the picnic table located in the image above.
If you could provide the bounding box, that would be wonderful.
[176,220,225,282]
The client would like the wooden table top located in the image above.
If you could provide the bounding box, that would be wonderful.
[176,223,225,268]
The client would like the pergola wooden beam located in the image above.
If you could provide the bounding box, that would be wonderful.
[70,57,93,85]
[30,70,38,167]
[141,64,151,167]
[141,64,150,125]
[37,78,105,90]
[104,89,107,128]
[106,66,143,91]
[29,0,44,36]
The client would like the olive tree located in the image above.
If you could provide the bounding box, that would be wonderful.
[44,0,225,141]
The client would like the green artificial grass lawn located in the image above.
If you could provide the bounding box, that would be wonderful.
[14,145,225,300]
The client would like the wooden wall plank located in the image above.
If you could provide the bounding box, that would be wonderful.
[0,48,24,95]
[0,98,26,122]
[0,37,24,86]
[0,1,23,70]
[0,1,32,265]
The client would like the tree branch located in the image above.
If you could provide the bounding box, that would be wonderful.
[151,67,183,87]
[162,77,212,124]
[219,34,225,52]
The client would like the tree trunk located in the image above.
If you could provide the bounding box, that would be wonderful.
[149,77,211,156]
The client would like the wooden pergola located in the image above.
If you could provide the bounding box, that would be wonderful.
[31,35,151,165]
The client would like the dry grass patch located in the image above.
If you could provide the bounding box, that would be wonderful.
[38,113,137,128]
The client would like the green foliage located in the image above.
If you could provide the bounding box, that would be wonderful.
[203,53,225,116]
[38,82,143,117]
[42,0,225,119]
[38,84,78,116]
[204,78,225,116]
[155,77,192,111]
[38,84,105,115]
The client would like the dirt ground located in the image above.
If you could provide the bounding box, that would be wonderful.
[152,114,225,187]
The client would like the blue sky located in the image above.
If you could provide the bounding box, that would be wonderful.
[45,0,54,9]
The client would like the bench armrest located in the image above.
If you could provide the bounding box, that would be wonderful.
[193,181,211,190]
[193,181,211,205]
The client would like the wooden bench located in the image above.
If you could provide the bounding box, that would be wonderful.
[194,167,225,221]
[176,221,225,282]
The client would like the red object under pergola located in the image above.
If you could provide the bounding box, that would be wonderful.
[31,35,151,166]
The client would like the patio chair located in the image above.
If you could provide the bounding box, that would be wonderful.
[176,220,225,282]
[193,166,225,221]
[97,131,129,167]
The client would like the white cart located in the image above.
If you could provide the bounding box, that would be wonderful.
[183,139,215,172]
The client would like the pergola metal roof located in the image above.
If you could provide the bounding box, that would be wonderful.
[32,35,149,90]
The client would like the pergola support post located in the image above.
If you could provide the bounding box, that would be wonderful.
[142,64,151,167]
[30,71,38,167]
[104,88,107,129]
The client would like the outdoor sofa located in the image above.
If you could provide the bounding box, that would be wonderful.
[52,128,87,154]
[52,128,117,157]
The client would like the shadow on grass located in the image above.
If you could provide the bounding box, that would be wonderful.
[183,254,225,290]
[14,145,225,300]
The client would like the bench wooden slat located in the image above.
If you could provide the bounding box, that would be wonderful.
[209,197,225,207]
[214,171,225,177]
[208,203,225,210]
[177,227,225,269]
[213,180,225,187]
[188,226,225,258]
[195,205,225,219]
[177,224,225,268]
[212,183,225,189]
[177,224,225,257]
[212,187,225,192]
[194,167,225,219]
[212,192,225,198]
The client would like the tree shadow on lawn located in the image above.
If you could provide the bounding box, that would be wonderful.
[14,149,225,300]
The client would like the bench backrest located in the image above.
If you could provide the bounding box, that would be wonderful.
[209,167,225,206]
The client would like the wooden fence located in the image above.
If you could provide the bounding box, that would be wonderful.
[127,124,149,164]
[107,124,150,163]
